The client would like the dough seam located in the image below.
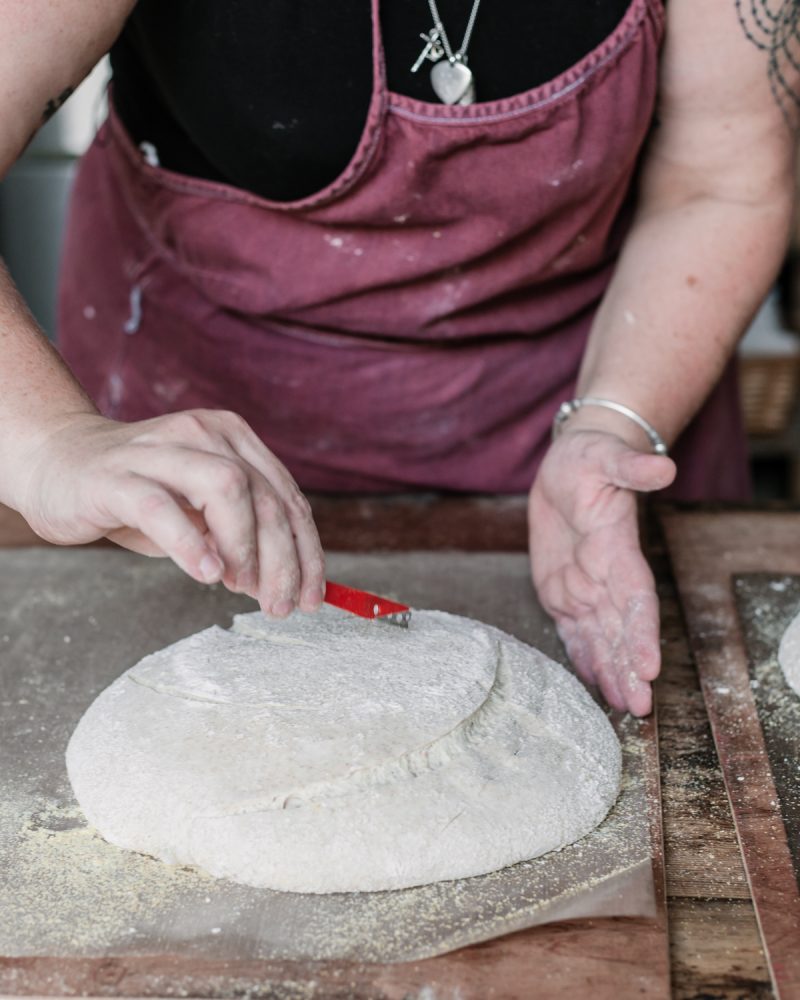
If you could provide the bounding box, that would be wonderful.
[197,641,508,817]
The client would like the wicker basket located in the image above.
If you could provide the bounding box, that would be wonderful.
[739,355,800,437]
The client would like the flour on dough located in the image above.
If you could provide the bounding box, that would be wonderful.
[779,610,800,696]
[66,606,621,894]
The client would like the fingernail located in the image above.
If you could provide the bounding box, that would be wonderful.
[271,599,294,618]
[301,585,325,611]
[200,553,223,583]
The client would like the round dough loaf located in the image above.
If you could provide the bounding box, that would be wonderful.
[779,610,800,695]
[66,606,621,893]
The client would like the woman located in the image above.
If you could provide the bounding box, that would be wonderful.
[0,0,796,716]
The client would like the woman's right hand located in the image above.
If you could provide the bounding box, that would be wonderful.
[16,409,325,617]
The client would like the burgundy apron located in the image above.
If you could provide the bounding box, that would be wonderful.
[57,0,749,500]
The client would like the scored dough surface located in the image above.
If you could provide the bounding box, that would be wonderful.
[67,606,621,893]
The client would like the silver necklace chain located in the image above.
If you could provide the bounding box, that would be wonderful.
[426,0,482,63]
[411,0,483,104]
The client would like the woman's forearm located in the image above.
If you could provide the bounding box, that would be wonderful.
[0,1,140,506]
[0,262,96,506]
[567,0,797,451]
[573,178,793,446]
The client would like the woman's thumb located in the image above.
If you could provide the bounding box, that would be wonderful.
[610,450,676,493]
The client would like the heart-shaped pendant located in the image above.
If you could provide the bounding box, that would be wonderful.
[431,59,475,105]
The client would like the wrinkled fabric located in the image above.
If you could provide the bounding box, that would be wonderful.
[58,0,749,498]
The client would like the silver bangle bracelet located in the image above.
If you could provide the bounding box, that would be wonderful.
[552,397,669,456]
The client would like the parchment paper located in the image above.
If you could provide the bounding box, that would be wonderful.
[0,549,654,963]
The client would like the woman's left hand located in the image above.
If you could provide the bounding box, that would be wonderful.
[528,430,675,716]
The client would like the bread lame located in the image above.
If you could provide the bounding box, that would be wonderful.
[324,580,411,627]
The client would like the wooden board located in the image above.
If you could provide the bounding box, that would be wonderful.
[733,572,800,888]
[662,510,800,998]
[0,546,669,999]
[652,523,769,995]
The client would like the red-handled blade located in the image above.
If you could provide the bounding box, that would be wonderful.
[324,581,411,627]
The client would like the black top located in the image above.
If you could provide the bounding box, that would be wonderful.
[111,1,633,202]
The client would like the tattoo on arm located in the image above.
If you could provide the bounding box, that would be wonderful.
[42,87,75,123]
[736,0,800,115]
